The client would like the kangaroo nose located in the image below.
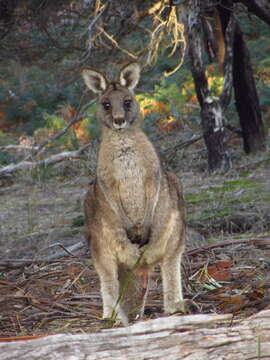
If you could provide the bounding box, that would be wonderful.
[114,117,125,126]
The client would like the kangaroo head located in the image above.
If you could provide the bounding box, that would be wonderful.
[82,63,141,130]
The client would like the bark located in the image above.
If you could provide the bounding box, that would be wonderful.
[200,98,231,172]
[201,10,218,63]
[1,310,270,359]
[232,21,266,153]
[187,0,231,173]
[218,2,235,108]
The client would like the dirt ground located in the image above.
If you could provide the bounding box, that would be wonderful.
[0,137,270,337]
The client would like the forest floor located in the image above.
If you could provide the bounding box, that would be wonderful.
[0,134,270,338]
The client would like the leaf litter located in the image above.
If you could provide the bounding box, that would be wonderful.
[0,235,270,338]
[0,140,270,338]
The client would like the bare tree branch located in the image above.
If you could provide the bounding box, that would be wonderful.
[22,98,95,160]
[163,134,203,157]
[0,143,92,176]
[0,145,39,152]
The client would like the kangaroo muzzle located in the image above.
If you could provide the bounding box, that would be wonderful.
[113,117,127,129]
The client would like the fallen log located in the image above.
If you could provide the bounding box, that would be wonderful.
[1,309,270,360]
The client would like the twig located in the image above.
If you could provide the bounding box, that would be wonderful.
[76,1,110,65]
[38,242,80,258]
[96,25,138,60]
[163,134,203,156]
[238,157,270,169]
[186,237,270,257]
[0,145,39,151]
[24,96,95,160]
[0,241,87,268]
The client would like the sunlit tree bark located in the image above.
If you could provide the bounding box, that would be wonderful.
[186,0,233,173]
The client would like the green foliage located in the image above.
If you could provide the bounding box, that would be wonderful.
[137,67,200,132]
[84,103,100,140]
[154,80,183,105]
[239,15,270,64]
[0,61,85,136]
[239,15,270,113]
[0,130,14,146]
[0,131,16,165]
[0,151,14,166]
[210,179,260,192]
[0,3,269,157]
[258,80,270,110]
[186,174,270,227]
[43,113,79,150]
[30,162,57,183]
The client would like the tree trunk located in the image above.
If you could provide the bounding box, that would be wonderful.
[187,0,231,173]
[232,21,266,153]
[200,98,231,172]
[1,310,270,359]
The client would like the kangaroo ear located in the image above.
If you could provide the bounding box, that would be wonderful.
[119,62,140,90]
[82,68,107,94]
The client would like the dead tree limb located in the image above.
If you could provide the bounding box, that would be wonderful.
[25,114,86,160]
[0,145,39,152]
[23,98,95,160]
[163,134,203,157]
[0,143,91,176]
[186,237,270,256]
[1,310,270,359]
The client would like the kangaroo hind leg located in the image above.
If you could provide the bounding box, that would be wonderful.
[161,248,198,315]
[95,256,129,326]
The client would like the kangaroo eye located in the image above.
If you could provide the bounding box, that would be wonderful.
[102,102,111,111]
[124,99,132,109]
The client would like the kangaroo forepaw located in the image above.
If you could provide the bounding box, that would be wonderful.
[102,308,129,327]
[101,317,124,328]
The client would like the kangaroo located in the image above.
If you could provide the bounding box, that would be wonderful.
[83,63,194,325]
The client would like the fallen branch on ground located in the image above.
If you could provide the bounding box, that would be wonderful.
[239,156,270,169]
[187,236,270,256]
[0,145,39,151]
[3,237,269,269]
[1,309,270,359]
[163,134,203,158]
[0,241,87,268]
[0,143,91,176]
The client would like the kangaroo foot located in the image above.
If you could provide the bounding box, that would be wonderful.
[167,299,199,315]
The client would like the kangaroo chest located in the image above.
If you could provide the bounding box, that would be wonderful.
[113,147,146,223]
[98,132,159,231]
